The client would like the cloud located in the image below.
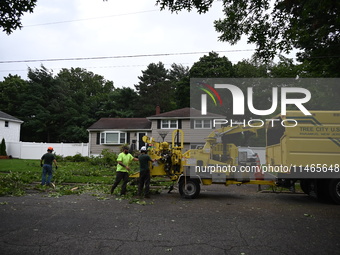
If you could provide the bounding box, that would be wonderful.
[0,0,257,88]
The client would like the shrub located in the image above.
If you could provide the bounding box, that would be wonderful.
[87,150,117,167]
[56,154,88,162]
[55,154,64,162]
[100,149,117,166]
[0,138,7,156]
[64,156,74,162]
[72,153,87,162]
[88,155,104,166]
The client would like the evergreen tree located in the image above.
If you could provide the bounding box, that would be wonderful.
[0,138,7,156]
[135,62,176,116]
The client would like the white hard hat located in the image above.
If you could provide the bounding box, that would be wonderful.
[140,146,147,152]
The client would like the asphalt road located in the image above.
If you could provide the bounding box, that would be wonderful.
[0,184,339,255]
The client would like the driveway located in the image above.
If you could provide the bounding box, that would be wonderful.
[0,184,339,255]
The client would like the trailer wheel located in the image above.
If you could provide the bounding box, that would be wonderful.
[315,179,331,202]
[179,178,200,199]
[329,179,340,205]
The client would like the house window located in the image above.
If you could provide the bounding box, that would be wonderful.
[190,144,204,149]
[194,120,211,129]
[161,120,178,129]
[5,121,9,127]
[100,132,126,144]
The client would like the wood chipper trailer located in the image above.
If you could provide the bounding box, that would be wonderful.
[266,111,340,204]
[131,127,275,199]
[131,111,340,204]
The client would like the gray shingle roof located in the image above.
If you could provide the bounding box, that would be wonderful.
[148,107,225,119]
[88,108,225,130]
[0,111,23,123]
[88,118,151,130]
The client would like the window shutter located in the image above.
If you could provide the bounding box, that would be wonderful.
[178,120,182,129]
[127,132,130,144]
[157,120,161,129]
[96,132,100,144]
[190,120,195,129]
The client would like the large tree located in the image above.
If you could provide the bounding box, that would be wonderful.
[157,0,340,76]
[19,66,67,142]
[96,87,139,118]
[169,63,190,109]
[0,0,37,34]
[56,67,115,142]
[234,58,268,78]
[135,62,176,116]
[2,66,118,143]
[0,74,28,115]
[189,51,234,78]
[189,52,239,119]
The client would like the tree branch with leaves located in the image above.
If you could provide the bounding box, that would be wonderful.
[157,0,340,76]
[0,0,37,34]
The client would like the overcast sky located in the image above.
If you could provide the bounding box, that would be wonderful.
[0,0,260,88]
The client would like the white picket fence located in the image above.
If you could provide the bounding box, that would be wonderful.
[6,142,89,159]
[4,141,265,163]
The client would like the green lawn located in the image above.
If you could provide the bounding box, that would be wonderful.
[0,158,166,200]
[0,158,120,196]
[0,159,116,184]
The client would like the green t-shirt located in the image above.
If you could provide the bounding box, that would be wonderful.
[41,153,55,165]
[138,153,152,172]
[116,152,134,172]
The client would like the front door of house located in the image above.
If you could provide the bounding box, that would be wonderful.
[137,132,147,150]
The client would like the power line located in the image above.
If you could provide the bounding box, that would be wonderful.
[24,9,159,27]
[0,49,256,64]
[0,63,193,73]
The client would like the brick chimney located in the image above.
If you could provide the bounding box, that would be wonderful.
[155,105,161,115]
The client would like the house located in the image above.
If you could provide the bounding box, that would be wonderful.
[147,107,225,150]
[88,118,152,155]
[87,107,225,155]
[0,110,23,143]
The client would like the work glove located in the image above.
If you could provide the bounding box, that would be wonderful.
[55,166,58,170]
[40,163,43,167]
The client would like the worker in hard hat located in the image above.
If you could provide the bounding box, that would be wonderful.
[137,146,156,198]
[40,147,58,187]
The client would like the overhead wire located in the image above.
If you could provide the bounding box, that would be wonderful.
[23,9,160,27]
[4,6,322,75]
[0,49,256,64]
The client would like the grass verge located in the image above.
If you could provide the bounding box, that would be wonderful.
[0,158,172,204]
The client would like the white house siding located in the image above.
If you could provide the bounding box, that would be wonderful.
[0,119,21,142]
